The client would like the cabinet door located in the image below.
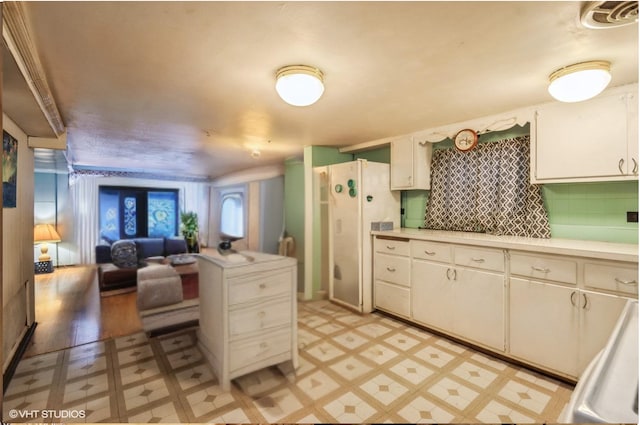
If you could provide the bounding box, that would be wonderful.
[411,260,453,331]
[535,93,629,180]
[577,290,629,375]
[454,268,504,351]
[390,137,414,189]
[509,278,579,377]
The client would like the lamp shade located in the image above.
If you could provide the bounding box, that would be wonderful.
[548,61,611,103]
[34,224,61,243]
[275,65,324,107]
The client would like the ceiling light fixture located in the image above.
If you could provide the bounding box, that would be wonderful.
[275,65,324,107]
[548,60,612,102]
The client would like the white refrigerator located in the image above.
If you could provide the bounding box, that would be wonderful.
[328,160,400,313]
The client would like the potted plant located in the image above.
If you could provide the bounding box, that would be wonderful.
[180,211,200,253]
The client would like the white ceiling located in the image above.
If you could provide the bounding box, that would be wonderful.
[4,1,639,179]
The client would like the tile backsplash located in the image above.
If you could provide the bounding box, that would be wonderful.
[542,181,638,244]
[403,181,638,244]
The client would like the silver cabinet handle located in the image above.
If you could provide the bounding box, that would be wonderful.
[615,278,638,286]
[386,245,396,250]
[531,266,550,273]
[570,291,577,306]
[386,266,396,272]
[471,258,485,263]
[424,250,436,256]
[633,158,638,175]
[452,269,457,281]
[619,158,625,174]
[446,268,451,280]
[582,293,588,309]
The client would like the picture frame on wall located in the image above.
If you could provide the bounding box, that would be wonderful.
[3,130,18,208]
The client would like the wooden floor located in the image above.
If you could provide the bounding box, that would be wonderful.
[25,265,143,358]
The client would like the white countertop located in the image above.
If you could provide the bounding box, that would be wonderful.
[372,228,638,263]
[196,249,297,268]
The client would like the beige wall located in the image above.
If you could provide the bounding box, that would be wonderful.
[2,114,34,372]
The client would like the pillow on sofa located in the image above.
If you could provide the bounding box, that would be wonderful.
[135,238,165,260]
[165,237,188,256]
[111,240,138,268]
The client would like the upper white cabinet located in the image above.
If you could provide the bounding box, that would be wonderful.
[533,84,638,183]
[390,136,432,190]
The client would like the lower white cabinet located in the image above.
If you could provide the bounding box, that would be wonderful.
[578,289,630,373]
[509,278,580,376]
[374,237,411,318]
[412,260,452,331]
[373,233,637,381]
[509,277,629,378]
[412,259,504,351]
[374,280,410,317]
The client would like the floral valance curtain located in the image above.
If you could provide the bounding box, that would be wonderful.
[424,135,551,238]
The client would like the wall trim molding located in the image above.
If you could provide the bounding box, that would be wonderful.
[2,2,65,137]
[3,323,36,393]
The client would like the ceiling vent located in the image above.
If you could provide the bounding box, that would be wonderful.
[580,1,638,28]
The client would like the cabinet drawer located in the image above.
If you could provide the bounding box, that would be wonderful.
[229,328,291,373]
[374,280,410,317]
[229,297,292,338]
[374,253,410,286]
[584,262,638,296]
[411,240,451,263]
[375,237,410,256]
[228,270,291,305]
[455,246,504,272]
[510,253,577,284]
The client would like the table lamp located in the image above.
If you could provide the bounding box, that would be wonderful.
[34,224,61,261]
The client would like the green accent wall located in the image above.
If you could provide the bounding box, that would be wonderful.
[543,181,638,244]
[311,146,352,167]
[354,147,390,163]
[284,157,305,292]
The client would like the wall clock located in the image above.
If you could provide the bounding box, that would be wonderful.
[454,129,478,152]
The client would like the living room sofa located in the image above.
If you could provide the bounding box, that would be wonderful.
[96,237,188,293]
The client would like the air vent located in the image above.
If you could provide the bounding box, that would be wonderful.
[581,1,638,28]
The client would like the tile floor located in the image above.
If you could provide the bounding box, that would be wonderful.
[3,300,574,423]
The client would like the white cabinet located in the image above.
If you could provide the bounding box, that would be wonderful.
[578,290,630,373]
[411,244,505,351]
[412,260,453,330]
[533,85,638,183]
[196,251,297,391]
[390,136,432,190]
[508,253,631,379]
[373,237,411,317]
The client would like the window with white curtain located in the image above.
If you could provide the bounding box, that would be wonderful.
[220,191,245,238]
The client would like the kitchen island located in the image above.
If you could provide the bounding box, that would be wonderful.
[196,250,297,391]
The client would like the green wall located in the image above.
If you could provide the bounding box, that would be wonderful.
[311,146,352,167]
[284,158,305,292]
[543,181,638,244]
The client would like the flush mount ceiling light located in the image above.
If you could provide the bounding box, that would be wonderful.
[275,65,324,107]
[548,60,612,102]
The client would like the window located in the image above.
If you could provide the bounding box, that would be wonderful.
[99,186,179,240]
[220,191,245,239]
